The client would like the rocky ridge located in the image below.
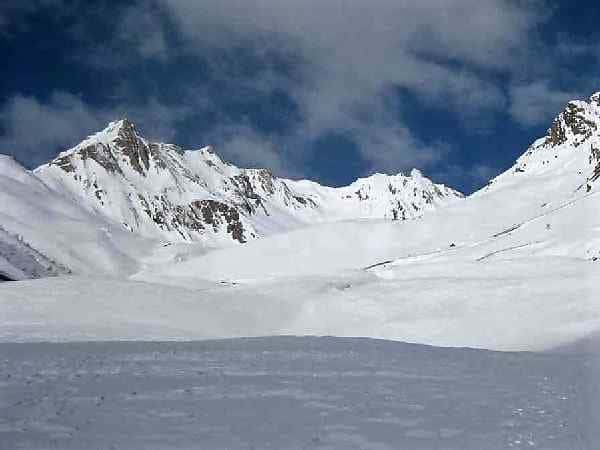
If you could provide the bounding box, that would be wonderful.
[34,119,463,244]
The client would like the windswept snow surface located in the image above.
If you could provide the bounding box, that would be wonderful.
[2,255,599,350]
[1,337,598,450]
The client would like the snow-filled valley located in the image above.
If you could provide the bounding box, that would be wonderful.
[1,93,600,448]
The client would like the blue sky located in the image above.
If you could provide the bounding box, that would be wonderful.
[1,1,600,193]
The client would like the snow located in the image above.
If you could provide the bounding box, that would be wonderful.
[283,169,462,223]
[0,225,68,280]
[1,337,597,450]
[0,154,153,277]
[2,253,599,351]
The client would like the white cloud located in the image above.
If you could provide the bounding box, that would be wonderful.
[0,92,107,164]
[205,123,289,174]
[0,92,188,166]
[156,0,546,174]
[353,124,448,175]
[509,81,578,127]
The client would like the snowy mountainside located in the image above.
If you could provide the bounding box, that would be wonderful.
[119,92,600,350]
[34,120,261,244]
[0,154,151,276]
[482,93,600,194]
[0,225,69,281]
[34,119,462,244]
[141,93,600,283]
[286,168,460,222]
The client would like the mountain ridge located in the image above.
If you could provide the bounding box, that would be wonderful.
[3,92,600,280]
[32,118,463,244]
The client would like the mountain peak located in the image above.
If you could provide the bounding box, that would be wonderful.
[39,117,155,177]
[107,117,134,130]
[410,168,423,179]
[100,118,139,143]
[33,119,464,243]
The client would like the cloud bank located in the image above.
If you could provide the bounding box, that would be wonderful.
[1,0,598,190]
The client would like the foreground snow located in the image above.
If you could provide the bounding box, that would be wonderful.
[1,337,598,450]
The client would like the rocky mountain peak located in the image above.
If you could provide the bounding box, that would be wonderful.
[33,119,463,244]
[45,118,171,178]
[103,118,136,138]
[110,119,153,175]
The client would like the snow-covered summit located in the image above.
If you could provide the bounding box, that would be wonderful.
[32,119,463,244]
[483,92,600,194]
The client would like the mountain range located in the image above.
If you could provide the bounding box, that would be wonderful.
[1,92,600,351]
[1,117,461,278]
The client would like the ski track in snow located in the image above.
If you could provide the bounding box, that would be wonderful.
[1,337,598,450]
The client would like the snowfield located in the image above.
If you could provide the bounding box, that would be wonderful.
[2,255,599,351]
[2,337,599,450]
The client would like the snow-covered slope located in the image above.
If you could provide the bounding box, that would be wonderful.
[33,119,462,244]
[3,257,599,350]
[287,168,461,222]
[0,225,69,281]
[0,154,152,276]
[484,92,600,194]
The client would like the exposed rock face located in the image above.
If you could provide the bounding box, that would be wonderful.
[546,101,597,147]
[112,119,151,174]
[34,119,463,244]
[194,200,249,243]
[34,120,261,243]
